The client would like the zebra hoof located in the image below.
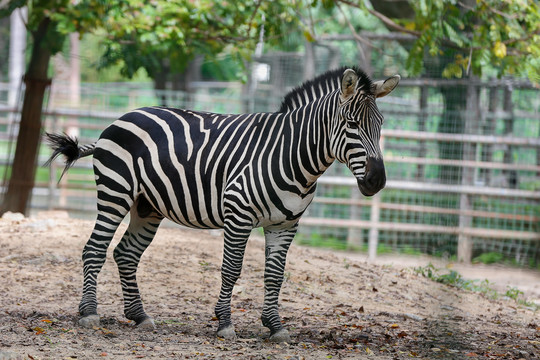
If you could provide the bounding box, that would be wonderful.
[79,314,100,328]
[216,325,236,340]
[137,317,156,330]
[269,328,291,343]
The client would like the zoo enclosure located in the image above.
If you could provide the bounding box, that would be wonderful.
[0,73,538,267]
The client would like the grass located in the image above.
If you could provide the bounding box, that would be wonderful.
[472,252,504,265]
[414,263,539,311]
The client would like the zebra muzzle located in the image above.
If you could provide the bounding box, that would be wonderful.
[357,157,386,197]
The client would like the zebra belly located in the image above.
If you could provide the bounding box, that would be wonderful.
[144,187,226,230]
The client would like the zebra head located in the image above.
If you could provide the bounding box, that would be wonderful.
[333,68,400,196]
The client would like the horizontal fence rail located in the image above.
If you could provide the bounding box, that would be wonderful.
[0,76,539,267]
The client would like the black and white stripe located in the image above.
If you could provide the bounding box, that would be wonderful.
[46,66,399,341]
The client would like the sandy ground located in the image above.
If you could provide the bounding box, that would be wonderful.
[0,212,538,359]
[346,253,540,303]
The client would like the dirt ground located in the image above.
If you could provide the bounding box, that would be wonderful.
[0,212,538,359]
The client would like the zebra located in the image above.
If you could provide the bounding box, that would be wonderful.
[45,67,399,342]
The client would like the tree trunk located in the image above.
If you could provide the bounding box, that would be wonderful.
[438,85,467,184]
[1,17,57,215]
[153,69,168,106]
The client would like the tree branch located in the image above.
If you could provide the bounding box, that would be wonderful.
[334,1,376,49]
[337,0,420,36]
[337,0,469,51]
[246,0,263,39]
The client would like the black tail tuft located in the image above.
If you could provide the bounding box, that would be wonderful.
[44,133,81,180]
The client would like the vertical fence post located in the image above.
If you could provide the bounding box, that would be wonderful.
[47,114,59,210]
[481,85,499,185]
[416,85,428,180]
[347,191,363,251]
[368,135,384,261]
[457,82,479,263]
[368,193,380,261]
[502,84,516,187]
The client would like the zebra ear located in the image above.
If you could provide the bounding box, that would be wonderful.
[340,69,359,100]
[372,75,400,98]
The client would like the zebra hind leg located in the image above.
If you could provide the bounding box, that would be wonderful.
[79,209,130,328]
[261,225,297,343]
[114,195,163,329]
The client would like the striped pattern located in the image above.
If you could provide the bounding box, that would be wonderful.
[46,67,398,340]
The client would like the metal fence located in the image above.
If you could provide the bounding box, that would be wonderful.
[300,78,540,267]
[0,74,539,267]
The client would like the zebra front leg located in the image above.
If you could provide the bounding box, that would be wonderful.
[261,225,297,342]
[79,212,126,328]
[114,199,163,329]
[214,221,252,340]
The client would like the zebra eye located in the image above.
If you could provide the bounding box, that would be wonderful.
[347,121,359,129]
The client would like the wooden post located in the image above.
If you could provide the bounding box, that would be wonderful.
[368,193,381,261]
[368,136,385,261]
[457,83,479,263]
[47,114,61,210]
[347,190,363,251]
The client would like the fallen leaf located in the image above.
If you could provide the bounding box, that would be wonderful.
[465,352,478,357]
[33,327,46,335]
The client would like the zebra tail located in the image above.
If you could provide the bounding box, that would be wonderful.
[44,133,96,181]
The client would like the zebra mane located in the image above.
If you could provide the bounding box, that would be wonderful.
[278,66,373,113]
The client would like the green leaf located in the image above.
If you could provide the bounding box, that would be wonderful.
[442,63,463,79]
[443,21,466,47]
[303,30,315,42]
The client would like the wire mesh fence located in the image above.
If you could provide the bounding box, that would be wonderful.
[297,77,539,267]
[0,49,538,267]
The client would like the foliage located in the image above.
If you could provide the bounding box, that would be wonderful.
[97,0,296,81]
[504,286,523,301]
[297,232,348,251]
[414,263,497,299]
[0,0,110,55]
[1,1,296,83]
[414,263,539,310]
[473,252,504,265]
[327,0,540,82]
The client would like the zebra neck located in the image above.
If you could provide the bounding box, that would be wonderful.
[281,92,338,187]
